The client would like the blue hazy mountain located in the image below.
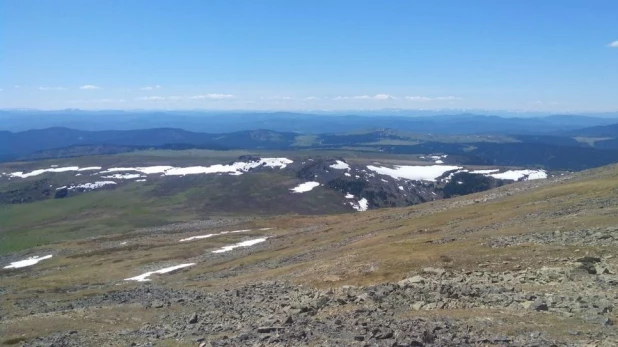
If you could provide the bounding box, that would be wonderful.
[1,110,617,134]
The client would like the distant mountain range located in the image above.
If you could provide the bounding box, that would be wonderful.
[4,124,618,170]
[1,110,618,134]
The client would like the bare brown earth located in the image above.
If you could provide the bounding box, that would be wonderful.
[1,165,618,346]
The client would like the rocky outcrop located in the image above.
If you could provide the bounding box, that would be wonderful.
[19,261,617,346]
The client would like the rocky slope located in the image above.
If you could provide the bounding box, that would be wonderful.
[2,164,617,346]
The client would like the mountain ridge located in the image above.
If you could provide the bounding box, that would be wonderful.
[2,110,617,134]
[4,126,618,171]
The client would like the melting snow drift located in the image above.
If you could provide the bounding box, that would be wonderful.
[9,166,101,178]
[3,255,53,269]
[350,198,369,212]
[100,158,292,177]
[290,181,320,193]
[124,263,196,282]
[367,165,461,182]
[101,173,144,179]
[179,229,250,242]
[9,159,292,179]
[212,238,268,253]
[470,169,500,174]
[490,169,547,181]
[330,160,350,170]
[69,181,117,190]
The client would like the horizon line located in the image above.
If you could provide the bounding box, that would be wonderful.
[2,107,618,115]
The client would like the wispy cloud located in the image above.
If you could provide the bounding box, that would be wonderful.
[189,93,234,100]
[137,96,169,101]
[14,85,20,89]
[304,96,320,100]
[373,93,394,100]
[264,96,293,101]
[140,85,162,90]
[79,85,101,90]
[533,100,559,106]
[334,94,396,100]
[38,86,66,91]
[404,96,462,101]
[70,98,126,104]
[137,93,234,101]
[607,40,618,48]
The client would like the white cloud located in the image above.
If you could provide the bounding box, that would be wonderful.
[334,94,396,100]
[264,96,293,101]
[607,41,618,48]
[70,98,126,103]
[374,93,394,100]
[79,85,101,90]
[38,86,66,91]
[304,96,320,100]
[404,96,462,101]
[137,96,168,101]
[533,100,559,106]
[137,94,234,101]
[140,85,162,90]
[190,93,234,100]
[404,96,430,101]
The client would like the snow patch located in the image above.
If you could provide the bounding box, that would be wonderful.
[367,165,462,182]
[290,181,320,193]
[330,160,350,170]
[435,160,444,164]
[3,255,52,269]
[124,263,196,282]
[101,173,144,179]
[100,166,173,175]
[490,170,547,181]
[99,158,292,177]
[470,169,500,174]
[179,229,250,242]
[443,169,468,182]
[10,166,79,178]
[212,238,268,253]
[345,193,355,199]
[69,181,117,190]
[350,198,369,212]
[9,166,101,178]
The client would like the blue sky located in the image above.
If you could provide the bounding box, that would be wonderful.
[1,0,617,112]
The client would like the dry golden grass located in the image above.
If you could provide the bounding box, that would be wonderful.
[3,165,618,342]
[1,304,184,346]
